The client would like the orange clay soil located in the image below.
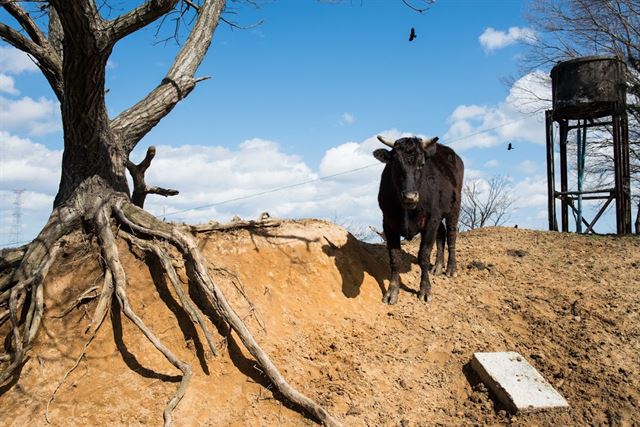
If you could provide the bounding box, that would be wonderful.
[1,219,638,426]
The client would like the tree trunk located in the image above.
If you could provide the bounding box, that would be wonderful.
[54,10,127,207]
[0,2,342,425]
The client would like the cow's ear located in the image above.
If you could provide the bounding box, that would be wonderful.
[421,137,438,158]
[373,149,392,163]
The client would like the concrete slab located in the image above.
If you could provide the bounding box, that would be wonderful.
[471,351,569,414]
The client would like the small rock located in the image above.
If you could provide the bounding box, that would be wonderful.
[345,405,363,416]
[507,249,528,257]
[573,315,582,322]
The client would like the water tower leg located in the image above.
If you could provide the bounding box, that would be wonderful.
[621,113,632,233]
[545,111,557,231]
[559,120,569,232]
[612,113,630,234]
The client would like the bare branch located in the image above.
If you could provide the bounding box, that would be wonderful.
[112,0,226,153]
[48,0,104,47]
[460,176,515,230]
[107,0,181,42]
[126,146,180,208]
[1,0,48,46]
[48,6,64,59]
[0,21,63,99]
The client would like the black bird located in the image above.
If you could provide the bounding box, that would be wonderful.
[409,27,417,42]
[507,142,514,150]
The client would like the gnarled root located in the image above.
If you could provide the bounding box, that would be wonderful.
[1,196,341,427]
[114,199,341,427]
[0,205,78,383]
[95,206,192,427]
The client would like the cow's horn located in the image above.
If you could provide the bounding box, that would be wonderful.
[420,136,439,149]
[377,135,395,148]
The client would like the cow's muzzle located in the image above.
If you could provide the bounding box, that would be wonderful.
[401,191,419,208]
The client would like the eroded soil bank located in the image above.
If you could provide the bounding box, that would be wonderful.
[1,220,638,426]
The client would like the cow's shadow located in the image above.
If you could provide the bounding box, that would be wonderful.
[322,234,415,299]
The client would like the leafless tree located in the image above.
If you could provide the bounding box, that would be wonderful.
[460,176,516,230]
[0,1,341,425]
[525,0,640,233]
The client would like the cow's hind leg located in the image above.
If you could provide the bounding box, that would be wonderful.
[431,222,446,275]
[382,224,402,305]
[445,215,459,277]
[418,220,440,302]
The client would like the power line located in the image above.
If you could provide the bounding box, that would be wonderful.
[161,112,540,218]
[164,163,377,217]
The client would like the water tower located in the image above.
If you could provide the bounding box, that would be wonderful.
[545,56,632,234]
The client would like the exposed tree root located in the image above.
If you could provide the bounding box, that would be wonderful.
[96,206,192,427]
[113,199,341,427]
[188,215,280,233]
[1,197,341,427]
[0,245,27,271]
[45,324,99,424]
[0,205,78,384]
[121,232,218,356]
[51,284,100,319]
[209,265,267,334]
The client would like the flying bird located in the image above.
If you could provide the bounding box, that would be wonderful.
[409,28,417,42]
[507,142,514,150]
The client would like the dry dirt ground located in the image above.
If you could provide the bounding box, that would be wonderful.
[1,219,639,426]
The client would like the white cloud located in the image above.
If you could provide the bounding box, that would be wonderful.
[517,160,537,174]
[512,175,548,208]
[0,125,558,247]
[339,112,355,126]
[0,131,62,193]
[484,159,499,168]
[133,135,386,230]
[0,95,61,135]
[479,27,536,52]
[0,45,38,74]
[0,74,18,94]
[0,131,61,247]
[450,105,487,122]
[443,71,551,151]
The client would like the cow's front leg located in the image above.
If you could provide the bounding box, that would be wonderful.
[418,220,439,302]
[382,224,402,305]
[431,222,446,275]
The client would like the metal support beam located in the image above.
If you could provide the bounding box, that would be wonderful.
[545,111,557,231]
[559,120,569,232]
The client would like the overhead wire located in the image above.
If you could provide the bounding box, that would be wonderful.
[161,111,540,218]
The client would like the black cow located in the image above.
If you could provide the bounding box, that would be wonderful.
[373,135,464,304]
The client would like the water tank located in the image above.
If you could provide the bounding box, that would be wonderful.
[551,56,626,119]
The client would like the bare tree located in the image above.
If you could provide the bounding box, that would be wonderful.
[525,0,640,233]
[460,176,516,230]
[0,1,341,425]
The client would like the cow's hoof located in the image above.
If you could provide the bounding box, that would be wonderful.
[382,288,399,305]
[417,289,432,303]
[446,269,457,278]
[432,263,444,275]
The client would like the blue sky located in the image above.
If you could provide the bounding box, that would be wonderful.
[0,0,621,246]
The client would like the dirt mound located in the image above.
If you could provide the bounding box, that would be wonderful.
[1,220,639,426]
